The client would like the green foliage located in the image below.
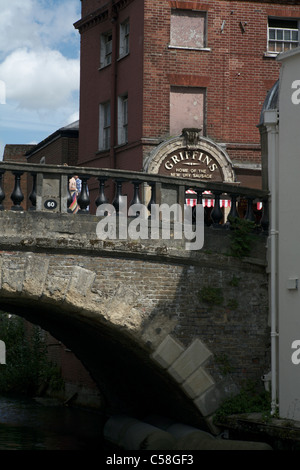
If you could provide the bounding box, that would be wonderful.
[214,381,271,424]
[0,312,64,396]
[228,217,255,258]
[198,286,224,306]
[227,298,239,310]
[228,275,240,287]
[214,354,234,375]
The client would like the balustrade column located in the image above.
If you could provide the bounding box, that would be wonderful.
[112,179,125,213]
[147,182,156,216]
[244,197,256,222]
[0,171,5,211]
[28,173,37,210]
[95,177,108,208]
[129,180,142,217]
[210,191,223,227]
[10,171,24,211]
[77,176,90,214]
[226,193,239,226]
[191,189,203,224]
[130,180,142,206]
[260,198,269,233]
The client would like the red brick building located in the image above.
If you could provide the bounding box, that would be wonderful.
[25,120,79,166]
[75,0,300,193]
[2,122,79,210]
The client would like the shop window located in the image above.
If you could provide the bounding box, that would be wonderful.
[267,18,299,54]
[119,20,130,58]
[100,31,112,67]
[170,86,205,136]
[118,94,128,145]
[170,9,207,49]
[99,101,111,150]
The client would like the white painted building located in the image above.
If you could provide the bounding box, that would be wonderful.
[260,47,300,420]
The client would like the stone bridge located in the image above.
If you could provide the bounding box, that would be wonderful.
[0,162,270,433]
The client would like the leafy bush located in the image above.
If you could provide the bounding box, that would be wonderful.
[0,312,64,396]
[228,217,256,258]
[199,286,224,306]
[214,381,271,424]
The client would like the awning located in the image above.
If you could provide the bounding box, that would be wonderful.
[185,190,263,210]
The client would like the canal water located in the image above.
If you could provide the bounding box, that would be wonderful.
[0,395,105,450]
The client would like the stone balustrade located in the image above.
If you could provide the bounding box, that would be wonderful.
[0,161,269,230]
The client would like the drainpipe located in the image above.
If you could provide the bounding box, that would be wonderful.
[264,109,279,415]
[109,1,118,169]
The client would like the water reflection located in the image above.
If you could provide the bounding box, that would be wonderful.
[0,395,104,450]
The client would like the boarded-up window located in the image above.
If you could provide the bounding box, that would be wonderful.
[170,10,206,48]
[170,87,205,136]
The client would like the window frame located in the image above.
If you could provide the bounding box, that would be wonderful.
[169,86,206,137]
[117,94,128,145]
[119,19,130,59]
[99,101,111,151]
[100,31,113,68]
[168,9,210,52]
[266,17,299,56]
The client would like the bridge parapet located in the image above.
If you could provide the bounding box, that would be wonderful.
[0,161,269,230]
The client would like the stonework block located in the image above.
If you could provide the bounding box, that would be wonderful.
[67,266,96,297]
[1,257,25,293]
[181,367,214,399]
[194,377,239,417]
[168,339,212,383]
[44,275,71,302]
[0,257,2,290]
[23,254,50,298]
[152,335,184,369]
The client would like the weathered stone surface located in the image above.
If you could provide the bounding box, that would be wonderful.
[194,376,240,417]
[152,335,185,369]
[0,208,269,429]
[182,366,215,399]
[63,266,96,309]
[0,340,6,364]
[23,254,49,298]
[168,339,213,384]
[1,256,26,293]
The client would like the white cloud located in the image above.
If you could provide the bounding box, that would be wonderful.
[0,0,81,146]
[34,0,80,53]
[0,47,79,110]
[0,139,5,160]
[0,0,80,59]
[0,1,40,57]
[67,110,80,124]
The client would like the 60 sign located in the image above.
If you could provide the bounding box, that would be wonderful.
[44,199,58,210]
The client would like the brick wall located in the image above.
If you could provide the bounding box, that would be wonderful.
[1,136,78,211]
[143,0,300,166]
[27,136,78,166]
[77,0,300,186]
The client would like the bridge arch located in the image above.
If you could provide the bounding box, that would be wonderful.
[0,254,215,428]
[0,205,269,433]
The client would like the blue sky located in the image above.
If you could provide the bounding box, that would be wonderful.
[0,0,81,159]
